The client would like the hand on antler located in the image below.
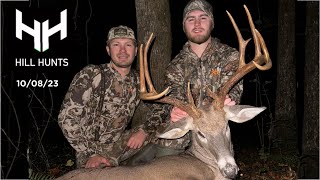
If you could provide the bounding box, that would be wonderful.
[170,107,189,122]
[171,94,235,122]
[224,95,236,106]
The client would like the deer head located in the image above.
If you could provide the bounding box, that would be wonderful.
[139,5,271,179]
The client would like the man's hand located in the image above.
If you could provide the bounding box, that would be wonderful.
[170,95,235,123]
[127,129,147,149]
[224,95,236,106]
[85,154,111,168]
[170,106,188,122]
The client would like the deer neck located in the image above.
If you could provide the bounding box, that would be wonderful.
[186,135,219,171]
[186,126,237,179]
[186,142,228,180]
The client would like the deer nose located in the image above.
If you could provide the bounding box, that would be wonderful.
[222,163,238,179]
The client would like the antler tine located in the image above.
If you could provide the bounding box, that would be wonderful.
[144,33,156,93]
[140,33,202,119]
[140,33,171,100]
[244,5,261,62]
[140,44,146,93]
[226,9,250,69]
[210,5,272,109]
[243,5,272,71]
[252,29,272,70]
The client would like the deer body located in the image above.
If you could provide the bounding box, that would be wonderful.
[57,105,265,180]
[56,5,271,180]
[56,155,217,180]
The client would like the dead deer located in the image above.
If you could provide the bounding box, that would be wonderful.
[56,5,271,180]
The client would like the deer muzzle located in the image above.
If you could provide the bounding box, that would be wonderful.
[221,163,239,179]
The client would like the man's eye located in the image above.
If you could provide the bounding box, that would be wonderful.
[187,18,194,22]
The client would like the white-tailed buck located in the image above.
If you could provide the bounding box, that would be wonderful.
[56,5,272,180]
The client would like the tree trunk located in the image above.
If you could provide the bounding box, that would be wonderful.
[298,2,319,178]
[132,0,172,126]
[272,0,298,154]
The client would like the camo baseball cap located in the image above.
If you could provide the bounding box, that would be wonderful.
[107,25,136,44]
[183,0,214,24]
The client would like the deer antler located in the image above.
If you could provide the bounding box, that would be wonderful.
[139,33,202,119]
[207,5,272,109]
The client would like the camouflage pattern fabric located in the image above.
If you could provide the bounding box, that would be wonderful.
[58,63,147,167]
[147,37,243,150]
[107,25,136,44]
[183,0,214,24]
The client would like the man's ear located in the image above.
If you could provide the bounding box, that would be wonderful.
[134,46,138,56]
[106,45,110,56]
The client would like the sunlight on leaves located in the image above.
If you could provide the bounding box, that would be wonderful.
[65,159,74,167]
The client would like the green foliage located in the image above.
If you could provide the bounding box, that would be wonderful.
[29,169,54,180]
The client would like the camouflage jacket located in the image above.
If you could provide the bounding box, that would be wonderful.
[147,38,243,149]
[58,62,141,160]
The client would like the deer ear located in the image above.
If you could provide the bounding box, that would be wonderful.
[224,105,266,123]
[156,117,194,139]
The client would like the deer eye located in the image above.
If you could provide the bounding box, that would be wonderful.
[197,131,208,143]
[198,131,206,139]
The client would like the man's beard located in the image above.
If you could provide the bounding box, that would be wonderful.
[112,53,134,68]
[112,60,132,68]
[186,31,211,44]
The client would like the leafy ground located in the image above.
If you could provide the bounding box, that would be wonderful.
[235,147,298,179]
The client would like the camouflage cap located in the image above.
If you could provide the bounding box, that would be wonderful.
[107,25,136,43]
[183,0,214,24]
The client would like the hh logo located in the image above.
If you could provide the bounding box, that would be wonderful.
[15,9,67,52]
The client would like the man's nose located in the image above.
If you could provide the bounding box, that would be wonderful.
[194,18,201,26]
[120,45,127,52]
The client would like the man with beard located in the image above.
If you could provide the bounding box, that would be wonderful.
[58,25,149,169]
[134,0,243,161]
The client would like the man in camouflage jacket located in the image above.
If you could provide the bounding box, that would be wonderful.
[146,0,243,157]
[58,26,149,168]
